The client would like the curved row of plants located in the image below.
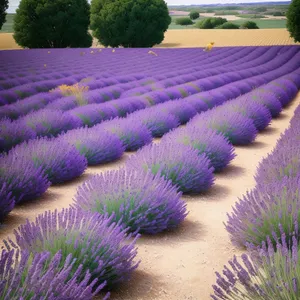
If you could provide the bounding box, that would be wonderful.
[1,68,299,220]
[211,87,300,298]
[1,70,299,299]
[1,47,299,153]
[0,46,272,115]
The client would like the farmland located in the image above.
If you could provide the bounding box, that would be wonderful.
[0,44,300,299]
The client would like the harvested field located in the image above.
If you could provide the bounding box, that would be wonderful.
[1,29,297,51]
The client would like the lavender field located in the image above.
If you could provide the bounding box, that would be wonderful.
[0,46,300,299]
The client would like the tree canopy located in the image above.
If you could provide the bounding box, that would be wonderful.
[287,0,300,42]
[0,0,9,30]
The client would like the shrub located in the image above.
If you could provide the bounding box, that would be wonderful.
[189,11,200,20]
[217,22,239,29]
[0,117,36,152]
[100,118,152,151]
[271,79,298,100]
[250,91,283,118]
[14,0,92,48]
[241,20,259,29]
[0,0,9,30]
[90,0,171,47]
[156,101,197,124]
[223,99,272,131]
[0,249,105,300]
[273,11,285,16]
[126,143,215,193]
[0,154,50,204]
[190,110,258,145]
[162,127,236,172]
[196,17,227,29]
[21,109,80,138]
[5,209,139,290]
[127,109,180,137]
[0,183,15,220]
[211,236,300,300]
[175,17,194,26]
[287,0,300,42]
[255,145,300,186]
[8,138,87,184]
[59,127,125,165]
[74,169,187,234]
[226,177,300,248]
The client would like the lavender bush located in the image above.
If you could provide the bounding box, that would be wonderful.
[5,208,139,289]
[162,127,236,172]
[8,138,87,184]
[0,248,107,300]
[127,109,180,137]
[225,177,300,248]
[212,236,300,300]
[0,184,15,220]
[190,110,258,145]
[100,118,152,151]
[59,127,125,165]
[21,109,80,137]
[0,118,36,152]
[126,143,215,193]
[0,154,50,204]
[74,169,187,234]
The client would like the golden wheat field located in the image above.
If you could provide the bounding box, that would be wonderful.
[0,29,298,50]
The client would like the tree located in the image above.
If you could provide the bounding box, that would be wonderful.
[13,0,92,48]
[287,0,300,42]
[91,0,171,48]
[196,17,227,29]
[218,22,239,29]
[0,0,9,30]
[175,17,194,26]
[241,21,259,29]
[189,11,200,20]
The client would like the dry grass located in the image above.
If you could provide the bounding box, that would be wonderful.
[1,29,298,51]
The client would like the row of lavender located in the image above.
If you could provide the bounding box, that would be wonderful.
[2,47,300,153]
[1,67,299,220]
[0,46,284,111]
[211,94,300,299]
[1,68,299,299]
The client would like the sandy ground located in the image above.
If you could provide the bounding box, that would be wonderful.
[1,29,297,50]
[0,92,299,299]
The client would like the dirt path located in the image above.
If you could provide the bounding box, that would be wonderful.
[0,94,299,299]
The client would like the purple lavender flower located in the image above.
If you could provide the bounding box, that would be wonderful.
[8,137,87,184]
[127,109,180,137]
[223,99,272,131]
[0,183,15,220]
[126,143,215,194]
[225,177,300,249]
[250,90,283,118]
[162,127,236,172]
[6,209,139,289]
[99,118,152,151]
[74,169,187,234]
[0,248,107,299]
[21,109,80,137]
[59,127,125,165]
[0,117,36,152]
[211,236,300,299]
[155,101,197,124]
[190,109,258,145]
[0,154,50,204]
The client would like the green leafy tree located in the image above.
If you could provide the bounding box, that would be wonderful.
[196,17,227,29]
[189,11,200,20]
[287,0,300,42]
[241,21,259,29]
[218,22,239,29]
[13,0,92,48]
[0,0,9,30]
[175,17,194,26]
[90,0,171,48]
